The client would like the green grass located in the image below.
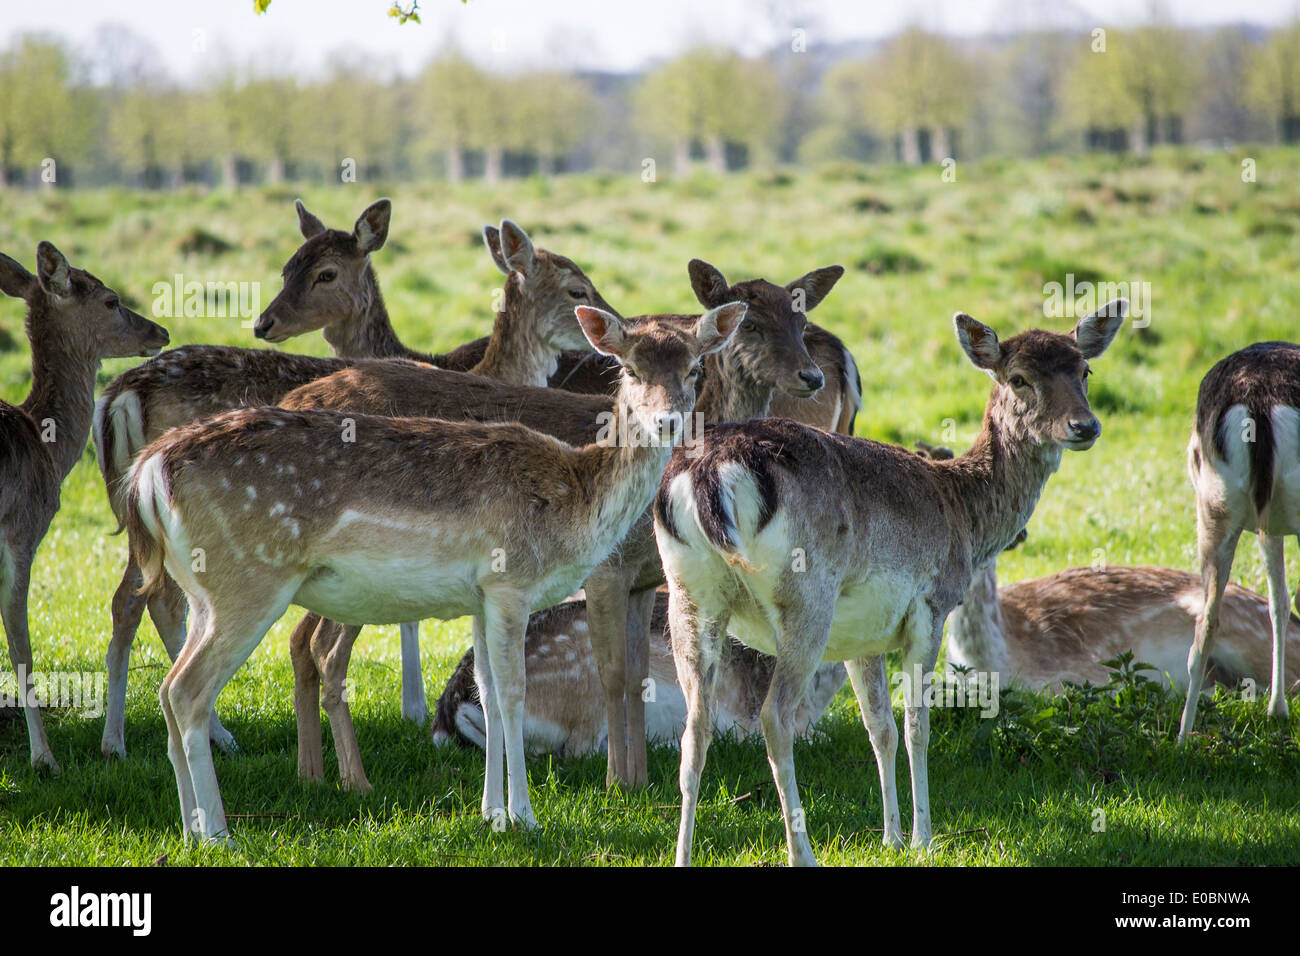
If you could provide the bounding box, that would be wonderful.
[3,147,1300,865]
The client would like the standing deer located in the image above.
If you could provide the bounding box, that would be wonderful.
[654,302,1126,866]
[0,242,168,771]
[279,260,844,792]
[125,306,741,843]
[97,200,614,757]
[431,589,847,756]
[1179,343,1300,741]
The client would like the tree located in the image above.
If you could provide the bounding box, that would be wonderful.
[1245,22,1300,143]
[0,36,92,188]
[417,52,491,183]
[513,72,592,175]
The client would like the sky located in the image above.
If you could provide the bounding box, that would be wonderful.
[2,0,1295,82]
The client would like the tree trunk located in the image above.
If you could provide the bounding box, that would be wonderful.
[170,163,185,189]
[221,152,239,189]
[267,155,285,184]
[1132,120,1149,157]
[930,126,951,162]
[537,153,555,177]
[0,163,9,189]
[705,135,726,173]
[445,145,464,184]
[673,138,691,176]
[900,126,921,165]
[484,146,503,184]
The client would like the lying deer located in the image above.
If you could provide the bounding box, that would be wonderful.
[97,200,614,757]
[654,301,1126,865]
[279,260,845,792]
[0,242,168,771]
[1179,342,1300,741]
[431,589,847,756]
[912,441,1300,694]
[126,305,741,843]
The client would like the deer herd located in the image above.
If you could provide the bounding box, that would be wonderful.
[1,197,1297,866]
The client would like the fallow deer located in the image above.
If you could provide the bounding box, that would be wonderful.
[279,260,843,792]
[97,200,614,757]
[430,589,846,757]
[1179,342,1300,741]
[125,306,742,843]
[654,301,1126,866]
[0,242,168,771]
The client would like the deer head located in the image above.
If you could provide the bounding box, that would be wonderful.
[253,198,391,342]
[575,303,745,443]
[0,242,169,360]
[688,259,842,399]
[954,299,1127,451]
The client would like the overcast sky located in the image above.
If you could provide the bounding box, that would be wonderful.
[3,0,1295,82]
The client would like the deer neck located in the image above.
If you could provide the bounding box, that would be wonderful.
[695,351,775,425]
[471,278,557,388]
[946,559,1011,674]
[320,264,421,362]
[947,389,1063,571]
[20,314,101,481]
[574,386,679,557]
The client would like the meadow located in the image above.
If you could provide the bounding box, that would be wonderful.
[2,147,1299,865]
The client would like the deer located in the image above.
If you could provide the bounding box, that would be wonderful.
[0,242,169,772]
[278,259,845,793]
[430,588,847,757]
[1178,342,1300,742]
[654,301,1127,866]
[97,198,617,758]
[125,305,743,843]
[911,441,1300,695]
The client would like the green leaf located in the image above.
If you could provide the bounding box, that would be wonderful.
[253,0,272,14]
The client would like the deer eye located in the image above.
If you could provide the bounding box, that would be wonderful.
[568,289,586,300]
[316,269,337,285]
[105,297,119,311]
[1009,374,1028,389]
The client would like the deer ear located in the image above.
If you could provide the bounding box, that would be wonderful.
[954,312,1001,370]
[353,199,391,254]
[483,225,508,275]
[786,265,844,312]
[694,302,746,356]
[295,199,326,239]
[35,241,72,298]
[0,252,35,300]
[499,220,536,276]
[575,306,627,357]
[688,259,729,308]
[1072,299,1126,358]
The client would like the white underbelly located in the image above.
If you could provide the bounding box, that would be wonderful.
[823,572,917,661]
[294,555,480,625]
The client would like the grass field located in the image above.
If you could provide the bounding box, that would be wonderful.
[2,147,1299,865]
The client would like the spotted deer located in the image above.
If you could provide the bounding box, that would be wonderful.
[0,242,168,771]
[280,260,844,793]
[430,589,847,756]
[125,306,741,843]
[654,301,1126,866]
[97,200,615,758]
[1178,343,1300,741]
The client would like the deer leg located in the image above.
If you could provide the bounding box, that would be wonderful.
[667,583,726,867]
[481,591,536,828]
[1179,512,1240,742]
[625,586,656,788]
[399,621,428,725]
[290,612,324,782]
[471,615,506,822]
[160,600,207,842]
[102,557,149,759]
[762,604,830,868]
[584,567,630,788]
[899,611,942,850]
[1260,533,1291,719]
[846,654,904,849]
[164,585,293,846]
[1,555,58,772]
[314,619,370,793]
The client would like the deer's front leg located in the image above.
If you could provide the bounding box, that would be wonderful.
[399,621,429,724]
[846,654,904,849]
[584,565,631,788]
[1180,510,1240,742]
[290,612,324,782]
[481,590,536,828]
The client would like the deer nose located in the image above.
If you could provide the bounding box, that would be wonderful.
[1069,418,1100,442]
[253,315,274,339]
[799,369,825,392]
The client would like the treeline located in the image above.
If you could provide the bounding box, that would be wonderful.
[0,19,1295,189]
